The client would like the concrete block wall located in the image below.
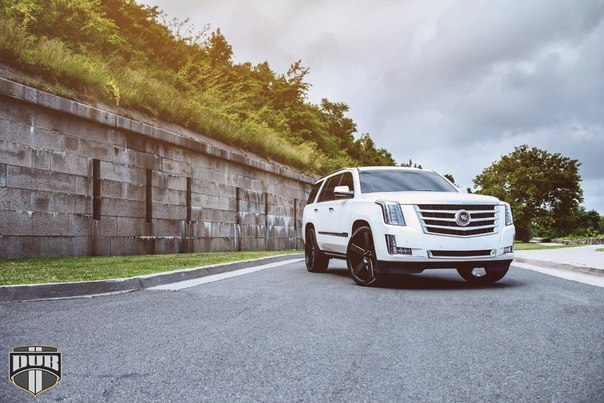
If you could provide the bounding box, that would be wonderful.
[0,78,313,259]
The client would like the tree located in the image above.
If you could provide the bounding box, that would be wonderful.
[444,174,455,184]
[473,145,583,242]
[205,28,232,66]
[573,207,601,236]
[355,133,396,166]
[400,159,422,169]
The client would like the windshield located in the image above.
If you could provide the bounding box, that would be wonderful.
[359,170,457,193]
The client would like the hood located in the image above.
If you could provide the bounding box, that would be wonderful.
[360,191,501,205]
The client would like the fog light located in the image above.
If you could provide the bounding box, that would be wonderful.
[385,234,412,255]
[503,245,514,254]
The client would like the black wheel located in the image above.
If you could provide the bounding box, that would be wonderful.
[346,226,379,286]
[305,228,329,273]
[457,264,509,285]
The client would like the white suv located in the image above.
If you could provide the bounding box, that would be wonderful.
[302,167,515,286]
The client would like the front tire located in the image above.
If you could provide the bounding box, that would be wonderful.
[457,264,509,285]
[305,228,329,273]
[346,226,379,286]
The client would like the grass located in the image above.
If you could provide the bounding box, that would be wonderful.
[0,251,298,286]
[513,242,583,251]
[0,17,319,173]
[597,248,604,252]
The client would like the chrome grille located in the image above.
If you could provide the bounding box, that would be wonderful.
[416,204,498,237]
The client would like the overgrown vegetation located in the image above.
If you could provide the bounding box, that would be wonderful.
[0,250,295,285]
[0,0,396,174]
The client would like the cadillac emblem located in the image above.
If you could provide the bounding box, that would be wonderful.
[455,210,471,227]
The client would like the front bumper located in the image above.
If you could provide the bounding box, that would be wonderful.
[376,258,513,274]
[370,214,515,273]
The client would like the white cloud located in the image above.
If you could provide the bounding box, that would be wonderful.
[143,0,604,213]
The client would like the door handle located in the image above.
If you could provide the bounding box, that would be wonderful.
[329,208,334,212]
[314,209,319,213]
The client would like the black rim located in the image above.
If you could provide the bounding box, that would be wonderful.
[348,228,377,283]
[305,231,316,269]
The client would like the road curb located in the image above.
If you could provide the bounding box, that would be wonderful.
[513,257,604,277]
[0,254,303,302]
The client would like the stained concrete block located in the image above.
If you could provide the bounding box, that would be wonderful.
[9,166,77,194]
[0,236,20,259]
[153,202,187,220]
[32,169,78,194]
[100,162,146,184]
[110,237,140,256]
[40,236,74,258]
[0,163,6,187]
[91,235,111,256]
[19,237,41,258]
[31,149,51,170]
[0,140,33,167]
[75,176,92,196]
[101,179,126,199]
[6,164,32,189]
[120,182,144,201]
[92,216,118,237]
[133,149,161,171]
[161,158,192,177]
[72,236,92,256]
[75,138,111,160]
[73,194,93,215]
[0,188,31,211]
[153,171,187,191]
[202,208,235,224]
[0,210,32,236]
[156,219,183,237]
[50,151,90,175]
[31,212,74,236]
[117,217,143,237]
[153,187,186,206]
[73,214,93,237]
[101,198,145,219]
[21,126,65,152]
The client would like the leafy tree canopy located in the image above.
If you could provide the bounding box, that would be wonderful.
[0,0,396,174]
[473,145,583,241]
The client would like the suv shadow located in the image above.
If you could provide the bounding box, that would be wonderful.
[324,268,521,291]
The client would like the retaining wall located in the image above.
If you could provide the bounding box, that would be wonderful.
[551,238,604,245]
[0,78,314,259]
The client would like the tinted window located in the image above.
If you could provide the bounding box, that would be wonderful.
[339,172,354,192]
[359,170,457,193]
[306,181,323,204]
[317,174,342,202]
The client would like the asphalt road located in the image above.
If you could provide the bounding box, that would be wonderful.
[1,260,603,402]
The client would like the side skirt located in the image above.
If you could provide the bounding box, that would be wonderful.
[323,251,347,260]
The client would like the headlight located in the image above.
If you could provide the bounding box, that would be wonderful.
[504,204,513,226]
[376,200,406,226]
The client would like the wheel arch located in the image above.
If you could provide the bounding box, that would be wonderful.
[351,219,371,235]
[303,222,315,243]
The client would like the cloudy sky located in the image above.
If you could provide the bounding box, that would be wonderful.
[145,0,604,213]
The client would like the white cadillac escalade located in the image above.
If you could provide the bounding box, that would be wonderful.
[302,167,515,286]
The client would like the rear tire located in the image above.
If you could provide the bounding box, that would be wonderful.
[457,263,509,285]
[305,228,329,273]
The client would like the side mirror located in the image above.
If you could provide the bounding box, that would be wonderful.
[334,185,354,198]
